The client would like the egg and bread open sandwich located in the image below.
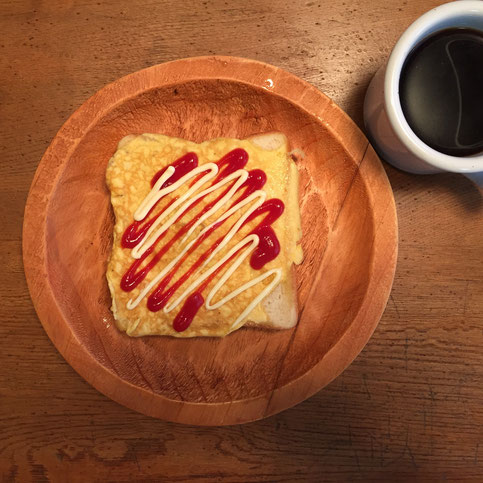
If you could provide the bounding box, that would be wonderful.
[106,133,303,337]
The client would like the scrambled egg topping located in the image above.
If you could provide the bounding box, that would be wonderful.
[106,134,302,337]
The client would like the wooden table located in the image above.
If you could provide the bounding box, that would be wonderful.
[1,0,482,480]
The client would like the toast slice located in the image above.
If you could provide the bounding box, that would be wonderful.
[106,132,303,337]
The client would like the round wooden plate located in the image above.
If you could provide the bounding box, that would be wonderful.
[23,56,397,426]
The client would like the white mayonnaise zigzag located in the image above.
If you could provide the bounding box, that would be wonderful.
[126,160,282,329]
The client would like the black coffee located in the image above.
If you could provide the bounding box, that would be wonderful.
[399,27,483,157]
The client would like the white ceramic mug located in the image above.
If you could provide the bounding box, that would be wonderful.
[364,0,483,189]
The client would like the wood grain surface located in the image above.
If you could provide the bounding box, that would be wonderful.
[1,0,482,480]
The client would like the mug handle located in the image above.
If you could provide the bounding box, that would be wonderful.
[464,172,483,191]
